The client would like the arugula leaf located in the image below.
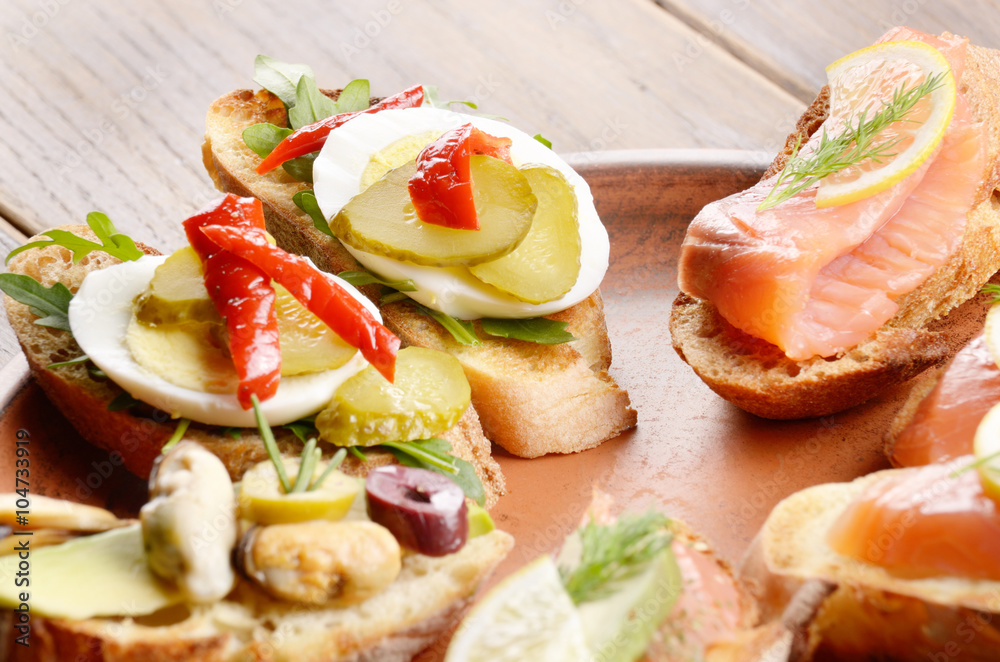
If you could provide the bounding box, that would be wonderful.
[383,438,486,506]
[334,79,371,114]
[282,417,318,444]
[220,426,242,440]
[414,303,481,345]
[243,123,293,158]
[253,55,316,108]
[282,153,317,183]
[533,133,553,149]
[0,274,73,332]
[337,270,416,292]
[6,213,142,264]
[381,291,410,305]
[424,85,478,110]
[560,510,673,604]
[288,75,337,130]
[292,190,332,236]
[480,317,575,344]
[107,392,142,412]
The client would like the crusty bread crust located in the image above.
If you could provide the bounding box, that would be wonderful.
[740,470,1000,660]
[671,38,1000,420]
[8,529,514,662]
[2,225,505,507]
[202,89,636,457]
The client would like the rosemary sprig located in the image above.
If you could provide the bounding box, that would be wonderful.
[758,72,947,211]
[560,510,673,605]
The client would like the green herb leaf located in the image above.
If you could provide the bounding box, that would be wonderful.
[243,123,293,158]
[220,426,242,440]
[311,448,348,491]
[758,72,947,211]
[252,394,292,493]
[290,437,318,493]
[983,283,1000,305]
[107,392,142,412]
[160,418,191,455]
[414,303,481,345]
[6,214,143,264]
[288,74,337,130]
[253,55,316,109]
[47,354,89,369]
[382,438,486,506]
[380,291,410,305]
[337,270,417,292]
[334,79,371,114]
[349,446,368,462]
[560,510,673,604]
[282,153,317,183]
[480,317,575,344]
[0,274,73,332]
[292,190,333,236]
[533,134,553,149]
[423,85,476,110]
[282,417,318,444]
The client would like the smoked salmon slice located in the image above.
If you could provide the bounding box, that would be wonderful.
[827,460,1000,581]
[891,332,1000,467]
[678,28,985,360]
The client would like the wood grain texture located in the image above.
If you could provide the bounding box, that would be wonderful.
[660,0,1000,102]
[0,0,801,249]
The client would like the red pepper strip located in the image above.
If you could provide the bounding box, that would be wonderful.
[256,84,425,175]
[198,224,400,383]
[183,195,281,409]
[407,123,513,230]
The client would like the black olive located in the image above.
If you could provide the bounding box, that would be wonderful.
[365,465,468,557]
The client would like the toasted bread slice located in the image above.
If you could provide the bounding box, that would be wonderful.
[5,529,513,662]
[2,225,506,507]
[202,89,636,457]
[670,37,1000,420]
[740,469,1000,660]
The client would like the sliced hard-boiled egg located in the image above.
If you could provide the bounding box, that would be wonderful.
[69,255,376,427]
[312,107,610,319]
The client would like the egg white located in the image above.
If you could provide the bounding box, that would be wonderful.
[312,107,610,319]
[69,255,377,427]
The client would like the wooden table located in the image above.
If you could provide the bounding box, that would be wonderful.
[0,0,998,655]
[1,0,998,360]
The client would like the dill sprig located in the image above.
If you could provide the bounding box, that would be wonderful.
[559,510,672,605]
[758,71,947,211]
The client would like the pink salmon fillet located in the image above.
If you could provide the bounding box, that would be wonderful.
[678,27,985,360]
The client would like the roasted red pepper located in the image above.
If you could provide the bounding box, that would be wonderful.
[407,123,513,230]
[256,84,425,175]
[197,224,400,383]
[183,195,280,409]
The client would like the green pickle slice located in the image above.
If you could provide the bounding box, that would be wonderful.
[469,165,581,303]
[133,246,221,326]
[316,346,471,447]
[331,156,538,267]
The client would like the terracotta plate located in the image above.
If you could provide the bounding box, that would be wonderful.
[1,148,987,657]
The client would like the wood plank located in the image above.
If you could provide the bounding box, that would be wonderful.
[0,0,801,250]
[659,0,1000,102]
[0,220,26,368]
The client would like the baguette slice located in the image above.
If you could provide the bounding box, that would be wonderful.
[4,529,514,662]
[2,225,506,507]
[203,88,636,457]
[740,469,1000,660]
[671,36,1000,420]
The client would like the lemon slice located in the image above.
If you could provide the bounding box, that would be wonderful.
[814,39,956,208]
[445,555,592,662]
[973,401,1000,502]
[984,305,1000,370]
